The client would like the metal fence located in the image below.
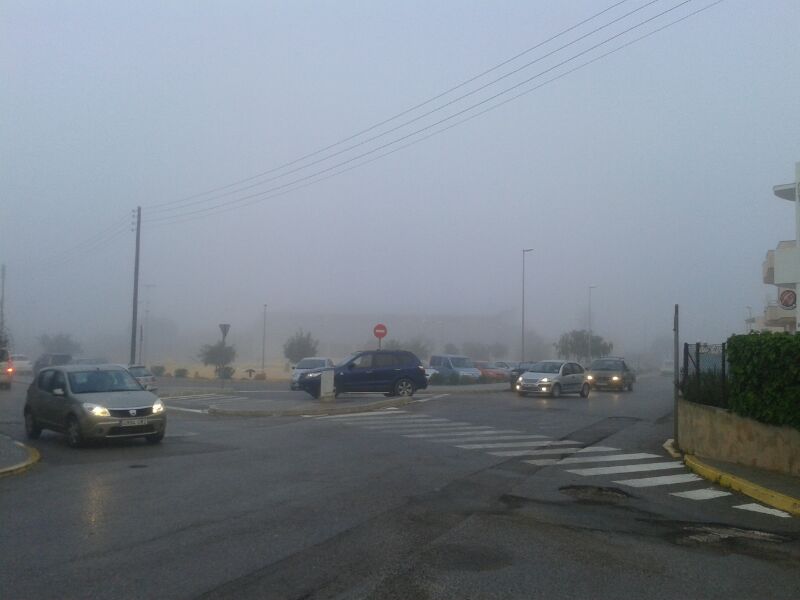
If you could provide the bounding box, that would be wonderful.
[681,342,728,408]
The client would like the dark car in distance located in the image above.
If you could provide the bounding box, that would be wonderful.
[586,357,636,391]
[298,350,427,399]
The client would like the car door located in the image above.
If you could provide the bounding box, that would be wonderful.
[572,363,586,392]
[372,352,401,391]
[559,363,574,392]
[31,369,55,426]
[44,369,70,429]
[339,352,374,392]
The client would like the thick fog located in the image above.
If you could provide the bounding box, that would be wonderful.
[2,1,799,366]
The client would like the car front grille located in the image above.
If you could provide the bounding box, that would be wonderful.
[109,407,153,418]
[108,425,156,436]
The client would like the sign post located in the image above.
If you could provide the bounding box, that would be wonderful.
[373,323,387,349]
[219,323,231,344]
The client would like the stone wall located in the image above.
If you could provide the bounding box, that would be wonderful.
[678,398,800,476]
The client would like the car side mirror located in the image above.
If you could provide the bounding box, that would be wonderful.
[53,388,65,396]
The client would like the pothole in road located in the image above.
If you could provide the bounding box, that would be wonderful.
[128,464,148,469]
[560,485,634,504]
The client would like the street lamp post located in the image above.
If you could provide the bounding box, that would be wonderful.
[521,248,533,362]
[588,285,597,364]
[261,304,267,375]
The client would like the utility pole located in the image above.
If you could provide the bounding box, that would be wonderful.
[0,264,6,341]
[129,206,141,365]
[673,304,680,446]
[521,248,533,362]
[588,285,597,364]
[261,304,267,374]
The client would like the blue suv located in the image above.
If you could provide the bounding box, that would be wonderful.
[298,350,427,399]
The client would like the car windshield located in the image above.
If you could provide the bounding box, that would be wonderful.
[450,357,474,368]
[128,366,152,377]
[68,369,143,393]
[527,362,562,373]
[591,359,623,371]
[297,358,326,369]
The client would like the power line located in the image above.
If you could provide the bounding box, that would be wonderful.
[144,0,633,212]
[148,0,661,216]
[144,0,703,225]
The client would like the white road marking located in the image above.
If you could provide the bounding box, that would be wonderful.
[567,461,683,476]
[165,431,200,437]
[363,421,468,430]
[733,503,791,518]
[160,393,220,399]
[431,435,548,443]
[614,473,702,488]
[405,429,520,438]
[525,452,660,466]
[490,446,619,457]
[414,393,450,403]
[670,488,732,501]
[456,440,579,450]
[166,406,208,414]
[318,410,407,419]
[334,417,438,426]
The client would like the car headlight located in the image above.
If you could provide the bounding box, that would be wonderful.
[586,375,593,381]
[517,376,523,383]
[612,376,620,381]
[83,403,110,417]
[541,378,549,383]
[152,399,165,414]
[306,372,322,379]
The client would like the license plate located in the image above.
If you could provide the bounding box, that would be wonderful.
[121,418,147,426]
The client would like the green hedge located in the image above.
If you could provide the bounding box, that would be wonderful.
[726,332,800,429]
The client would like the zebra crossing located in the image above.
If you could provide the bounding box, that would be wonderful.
[160,392,247,412]
[317,409,792,519]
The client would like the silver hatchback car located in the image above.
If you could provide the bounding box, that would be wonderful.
[515,360,590,398]
[24,364,166,447]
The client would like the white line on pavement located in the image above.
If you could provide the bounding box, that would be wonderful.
[318,410,407,419]
[670,488,732,501]
[431,435,548,444]
[341,416,442,425]
[404,429,520,438]
[567,461,683,476]
[614,473,702,488]
[414,393,450,403]
[489,446,619,457]
[166,406,208,414]
[525,452,660,466]
[161,393,224,400]
[363,421,468,430]
[456,440,578,450]
[733,503,791,518]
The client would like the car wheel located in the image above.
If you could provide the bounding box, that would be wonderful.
[551,384,561,398]
[146,431,165,444]
[394,378,415,397]
[65,416,83,448]
[580,383,590,398]
[24,408,42,439]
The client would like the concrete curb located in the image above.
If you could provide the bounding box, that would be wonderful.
[0,440,41,478]
[208,395,419,417]
[684,454,800,517]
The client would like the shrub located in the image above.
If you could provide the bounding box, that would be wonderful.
[254,372,266,381]
[218,366,235,379]
[726,332,800,429]
[150,365,166,377]
[446,372,461,386]
[174,368,188,378]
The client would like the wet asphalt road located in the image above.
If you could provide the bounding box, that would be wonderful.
[1,376,799,599]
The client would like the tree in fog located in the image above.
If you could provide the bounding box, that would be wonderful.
[283,329,318,363]
[443,343,459,355]
[462,341,491,359]
[38,333,82,355]
[199,341,236,378]
[554,330,613,363]
[383,337,431,359]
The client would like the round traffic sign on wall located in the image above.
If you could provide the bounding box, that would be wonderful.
[779,289,796,310]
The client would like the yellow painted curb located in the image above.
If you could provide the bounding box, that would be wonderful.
[684,455,800,517]
[0,442,41,478]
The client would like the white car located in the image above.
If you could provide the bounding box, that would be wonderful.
[10,354,33,374]
[291,357,334,390]
[516,360,590,398]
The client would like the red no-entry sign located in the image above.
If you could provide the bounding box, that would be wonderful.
[373,323,388,339]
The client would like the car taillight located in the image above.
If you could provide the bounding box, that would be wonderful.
[6,367,13,373]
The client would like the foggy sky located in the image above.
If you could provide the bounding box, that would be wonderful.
[2,1,799,362]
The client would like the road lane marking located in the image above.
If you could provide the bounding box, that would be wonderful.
[456,440,579,450]
[363,421,468,430]
[614,473,702,488]
[670,488,732,501]
[567,461,683,476]
[525,452,660,466]
[414,393,450,403]
[160,393,220,399]
[318,410,407,419]
[733,503,791,518]
[405,429,520,438]
[166,406,208,414]
[490,446,619,457]
[431,435,548,443]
